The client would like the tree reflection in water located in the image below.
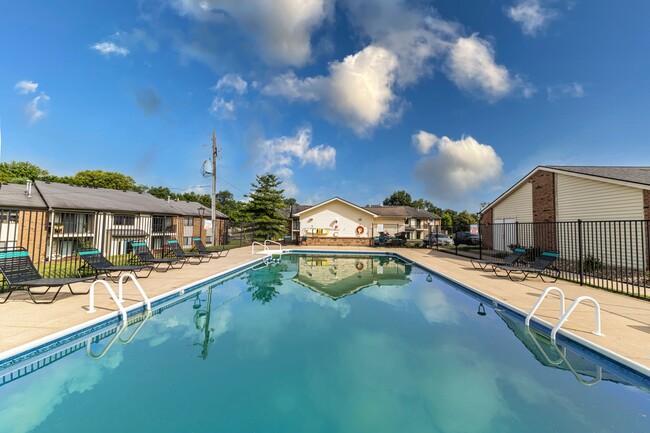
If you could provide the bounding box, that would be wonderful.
[246,261,288,304]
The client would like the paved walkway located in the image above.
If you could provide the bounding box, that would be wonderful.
[2,246,650,374]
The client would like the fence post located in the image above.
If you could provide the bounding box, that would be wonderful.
[578,219,584,286]
[515,221,519,247]
[478,223,482,260]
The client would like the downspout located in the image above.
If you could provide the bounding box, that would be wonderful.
[32,181,55,262]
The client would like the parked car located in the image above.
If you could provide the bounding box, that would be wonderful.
[454,231,482,246]
[423,233,453,247]
[390,232,408,246]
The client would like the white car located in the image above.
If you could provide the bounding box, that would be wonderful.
[424,233,453,247]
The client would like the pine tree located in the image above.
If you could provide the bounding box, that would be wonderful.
[244,174,287,240]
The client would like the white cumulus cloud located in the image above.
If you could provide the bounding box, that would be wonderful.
[209,97,236,119]
[412,130,438,155]
[506,0,558,36]
[26,92,50,123]
[413,132,503,200]
[169,0,332,66]
[214,74,248,94]
[547,82,585,101]
[91,41,130,56]
[264,45,399,135]
[14,80,38,94]
[445,34,531,101]
[253,127,336,196]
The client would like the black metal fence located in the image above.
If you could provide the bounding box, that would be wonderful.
[0,210,228,289]
[428,220,650,299]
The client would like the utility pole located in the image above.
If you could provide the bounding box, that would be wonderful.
[211,131,217,246]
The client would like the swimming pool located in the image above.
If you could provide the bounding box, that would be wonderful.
[1,253,649,432]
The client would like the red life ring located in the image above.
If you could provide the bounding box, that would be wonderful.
[355,260,364,271]
[355,226,364,235]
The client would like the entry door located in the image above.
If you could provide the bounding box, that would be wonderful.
[493,218,516,251]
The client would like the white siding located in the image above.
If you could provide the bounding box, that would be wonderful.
[493,182,533,222]
[299,201,373,237]
[555,174,646,270]
[556,174,644,222]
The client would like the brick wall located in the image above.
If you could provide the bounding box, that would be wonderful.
[643,189,650,271]
[301,236,373,247]
[530,170,557,251]
[480,208,494,250]
[18,210,49,263]
[193,217,204,243]
[531,170,556,222]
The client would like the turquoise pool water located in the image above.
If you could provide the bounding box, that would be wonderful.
[1,253,649,432]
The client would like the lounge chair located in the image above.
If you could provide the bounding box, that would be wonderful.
[0,247,92,304]
[129,241,185,272]
[470,248,527,271]
[77,248,154,282]
[192,238,228,258]
[492,251,560,282]
[166,239,211,265]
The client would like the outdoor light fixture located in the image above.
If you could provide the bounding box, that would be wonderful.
[477,303,487,316]
[197,207,206,218]
[193,293,202,310]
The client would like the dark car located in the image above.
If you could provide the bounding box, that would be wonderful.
[390,232,408,246]
[423,233,453,247]
[454,231,482,246]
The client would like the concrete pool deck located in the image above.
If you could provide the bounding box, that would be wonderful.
[2,246,650,374]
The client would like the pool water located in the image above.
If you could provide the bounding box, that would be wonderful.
[1,253,649,433]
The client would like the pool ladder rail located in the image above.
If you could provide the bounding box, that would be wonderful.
[526,286,604,341]
[88,273,151,323]
[251,240,284,256]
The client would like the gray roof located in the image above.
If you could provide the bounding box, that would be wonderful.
[0,183,47,209]
[167,200,228,219]
[287,204,313,217]
[34,182,182,214]
[544,166,650,187]
[365,205,440,220]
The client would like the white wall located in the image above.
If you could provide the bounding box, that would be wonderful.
[493,182,533,222]
[299,200,373,237]
[556,174,646,270]
[556,174,644,222]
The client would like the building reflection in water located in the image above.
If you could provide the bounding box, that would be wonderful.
[292,255,411,300]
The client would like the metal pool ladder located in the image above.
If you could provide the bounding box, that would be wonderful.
[526,286,604,341]
[251,239,283,255]
[88,273,151,323]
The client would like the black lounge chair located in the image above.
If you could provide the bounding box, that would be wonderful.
[492,251,560,282]
[166,239,211,265]
[129,241,185,272]
[192,237,228,258]
[77,248,154,282]
[470,248,527,271]
[0,247,92,304]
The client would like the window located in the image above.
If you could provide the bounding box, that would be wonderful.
[183,236,192,246]
[184,217,194,227]
[115,214,135,226]
[0,210,19,223]
[153,216,174,233]
[206,236,213,245]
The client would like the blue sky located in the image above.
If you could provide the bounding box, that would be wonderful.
[1,1,649,211]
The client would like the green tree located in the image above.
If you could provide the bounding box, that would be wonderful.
[454,210,479,231]
[0,161,50,183]
[215,190,245,221]
[147,186,173,199]
[244,174,287,240]
[441,212,453,228]
[71,170,138,190]
[383,190,412,206]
